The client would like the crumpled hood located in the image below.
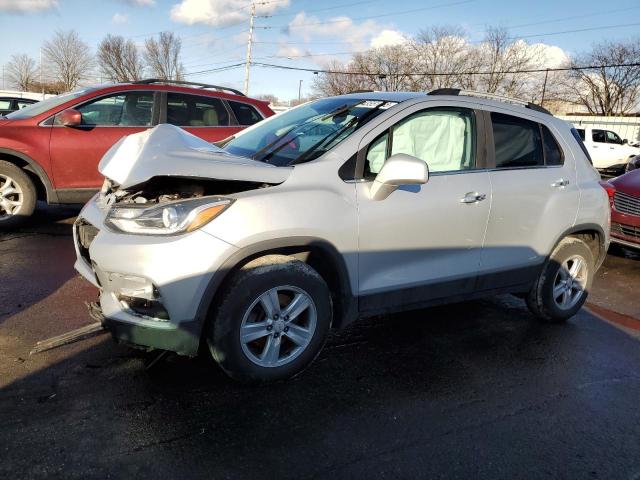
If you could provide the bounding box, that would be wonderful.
[99,123,292,189]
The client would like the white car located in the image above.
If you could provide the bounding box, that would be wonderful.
[575,127,640,172]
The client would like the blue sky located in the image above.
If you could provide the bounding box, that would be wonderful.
[1,0,639,100]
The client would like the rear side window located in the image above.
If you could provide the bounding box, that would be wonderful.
[228,101,263,126]
[541,125,564,166]
[167,93,229,126]
[491,112,543,168]
[0,99,11,110]
[576,128,585,141]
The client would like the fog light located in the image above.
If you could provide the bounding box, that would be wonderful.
[107,273,156,300]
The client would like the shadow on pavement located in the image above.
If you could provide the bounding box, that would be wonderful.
[2,296,640,479]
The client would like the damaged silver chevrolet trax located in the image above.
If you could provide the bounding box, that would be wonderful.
[74,90,610,383]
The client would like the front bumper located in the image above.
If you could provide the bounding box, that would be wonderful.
[73,198,238,356]
[610,207,640,251]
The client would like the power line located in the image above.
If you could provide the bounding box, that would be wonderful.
[250,61,640,77]
[274,0,476,29]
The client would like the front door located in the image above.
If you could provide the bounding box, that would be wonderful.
[49,91,156,193]
[355,106,492,312]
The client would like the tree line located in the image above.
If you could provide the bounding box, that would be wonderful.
[4,30,184,94]
[313,27,640,116]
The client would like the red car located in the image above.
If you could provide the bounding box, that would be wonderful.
[0,79,274,227]
[601,169,640,250]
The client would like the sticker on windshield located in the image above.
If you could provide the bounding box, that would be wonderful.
[359,100,398,109]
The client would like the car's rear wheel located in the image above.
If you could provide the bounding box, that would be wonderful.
[0,161,36,229]
[207,255,332,383]
[526,237,594,323]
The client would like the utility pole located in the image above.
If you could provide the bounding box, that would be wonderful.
[298,79,303,103]
[243,2,256,96]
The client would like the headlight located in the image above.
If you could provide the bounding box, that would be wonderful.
[105,196,233,235]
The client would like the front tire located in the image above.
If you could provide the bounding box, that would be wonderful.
[0,161,36,229]
[207,255,332,383]
[526,237,594,323]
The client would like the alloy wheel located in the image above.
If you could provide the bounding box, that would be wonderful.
[552,255,588,310]
[239,285,317,368]
[0,174,24,220]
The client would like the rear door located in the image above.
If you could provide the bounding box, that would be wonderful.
[49,90,157,192]
[162,92,241,142]
[479,110,579,290]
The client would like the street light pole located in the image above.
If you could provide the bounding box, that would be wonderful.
[298,79,303,103]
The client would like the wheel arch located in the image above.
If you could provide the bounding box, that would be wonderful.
[195,237,357,341]
[552,223,607,269]
[0,148,57,203]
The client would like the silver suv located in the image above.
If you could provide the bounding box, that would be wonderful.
[74,90,610,383]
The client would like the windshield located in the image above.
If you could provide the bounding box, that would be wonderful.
[223,97,396,166]
[4,88,96,120]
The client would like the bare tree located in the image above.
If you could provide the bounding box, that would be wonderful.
[566,39,640,115]
[312,59,370,96]
[6,54,37,91]
[477,27,544,97]
[352,45,416,92]
[97,35,144,82]
[410,26,477,91]
[144,32,184,81]
[42,30,94,92]
[313,46,415,96]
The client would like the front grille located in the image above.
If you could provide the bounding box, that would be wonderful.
[611,221,640,240]
[613,191,640,216]
[75,219,99,264]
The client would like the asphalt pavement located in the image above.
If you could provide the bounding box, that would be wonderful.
[1,204,640,479]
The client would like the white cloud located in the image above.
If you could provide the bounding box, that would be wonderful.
[276,44,304,58]
[112,12,129,24]
[535,43,569,68]
[121,0,155,6]
[0,0,58,13]
[370,30,407,48]
[171,0,290,27]
[287,12,387,52]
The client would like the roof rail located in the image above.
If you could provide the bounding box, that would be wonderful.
[132,78,245,96]
[428,88,552,115]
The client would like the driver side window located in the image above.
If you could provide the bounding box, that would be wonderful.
[365,108,475,179]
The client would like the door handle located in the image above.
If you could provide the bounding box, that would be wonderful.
[460,192,487,204]
[551,178,570,188]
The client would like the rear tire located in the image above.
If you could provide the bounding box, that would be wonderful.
[526,237,594,323]
[207,255,332,384]
[0,161,36,229]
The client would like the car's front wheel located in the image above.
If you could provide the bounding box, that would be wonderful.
[0,161,36,229]
[526,237,595,323]
[207,255,332,383]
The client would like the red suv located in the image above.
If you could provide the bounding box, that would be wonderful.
[0,79,274,227]
[601,169,640,250]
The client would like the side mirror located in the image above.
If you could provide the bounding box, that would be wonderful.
[58,108,82,127]
[622,138,628,144]
[370,153,429,201]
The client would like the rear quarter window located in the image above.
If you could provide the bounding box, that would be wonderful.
[570,128,593,165]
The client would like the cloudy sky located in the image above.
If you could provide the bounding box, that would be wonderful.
[0,0,639,99]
